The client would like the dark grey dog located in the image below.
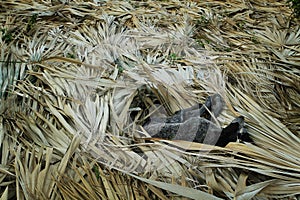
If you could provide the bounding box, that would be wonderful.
[143,94,252,147]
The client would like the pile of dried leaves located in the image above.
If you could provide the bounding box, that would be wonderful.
[0,0,299,199]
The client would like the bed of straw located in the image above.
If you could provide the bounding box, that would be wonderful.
[0,0,299,199]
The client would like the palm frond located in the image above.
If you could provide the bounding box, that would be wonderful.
[0,0,299,199]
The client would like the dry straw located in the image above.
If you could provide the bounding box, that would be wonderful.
[0,0,299,199]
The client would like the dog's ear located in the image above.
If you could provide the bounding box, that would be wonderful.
[216,116,244,147]
[238,127,254,143]
[199,93,225,120]
[209,93,225,117]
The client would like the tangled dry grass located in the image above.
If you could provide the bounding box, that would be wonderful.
[0,0,299,199]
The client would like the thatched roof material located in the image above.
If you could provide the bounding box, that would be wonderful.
[0,0,299,199]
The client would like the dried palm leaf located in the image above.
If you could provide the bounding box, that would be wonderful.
[0,0,299,199]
